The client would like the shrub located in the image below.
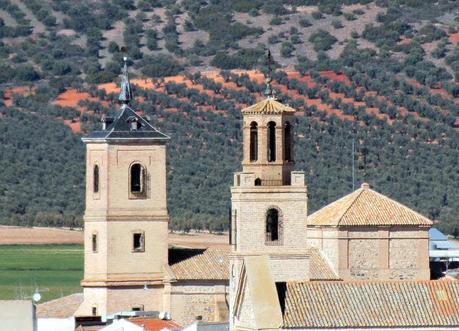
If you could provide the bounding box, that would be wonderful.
[281,41,295,58]
[139,54,183,77]
[311,11,324,20]
[299,18,312,27]
[270,16,282,25]
[309,30,337,52]
[332,19,343,29]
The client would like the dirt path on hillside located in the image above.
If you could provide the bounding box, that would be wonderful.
[0,226,230,248]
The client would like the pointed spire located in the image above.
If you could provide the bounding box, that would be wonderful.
[119,56,133,105]
[264,49,275,98]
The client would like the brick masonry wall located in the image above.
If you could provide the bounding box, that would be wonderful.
[170,281,228,325]
[106,286,164,314]
[269,256,310,282]
[349,239,380,279]
[309,227,430,281]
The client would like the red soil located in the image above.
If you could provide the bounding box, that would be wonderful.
[3,86,34,107]
[449,33,459,44]
[63,119,81,133]
[53,89,99,108]
[320,70,351,85]
[398,37,412,45]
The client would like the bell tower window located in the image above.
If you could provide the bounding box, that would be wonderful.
[93,165,99,193]
[133,232,145,252]
[249,122,258,162]
[284,122,292,162]
[92,232,98,253]
[266,208,279,242]
[130,163,147,198]
[267,121,276,162]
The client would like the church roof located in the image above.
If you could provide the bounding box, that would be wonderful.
[82,56,168,143]
[36,293,83,318]
[283,280,459,329]
[169,248,229,280]
[82,105,169,142]
[308,183,432,227]
[241,97,296,115]
[307,247,340,280]
[167,247,339,281]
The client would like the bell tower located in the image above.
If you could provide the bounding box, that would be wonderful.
[229,56,309,329]
[76,57,170,317]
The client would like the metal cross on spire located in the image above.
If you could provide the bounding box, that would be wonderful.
[264,49,275,98]
[119,54,133,105]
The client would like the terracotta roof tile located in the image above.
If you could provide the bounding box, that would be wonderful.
[307,247,340,281]
[242,97,296,114]
[129,318,181,331]
[36,293,83,318]
[168,247,338,281]
[308,183,432,227]
[169,248,229,280]
[283,280,459,328]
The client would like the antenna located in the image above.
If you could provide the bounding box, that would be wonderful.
[264,49,275,98]
[352,137,355,191]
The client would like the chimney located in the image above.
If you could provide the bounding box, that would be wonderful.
[361,182,370,190]
[101,116,113,130]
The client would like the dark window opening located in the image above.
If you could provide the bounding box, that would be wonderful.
[133,232,145,252]
[93,165,99,193]
[250,122,258,162]
[130,163,143,194]
[91,307,97,316]
[268,121,276,162]
[92,234,97,253]
[132,305,144,311]
[276,282,287,315]
[254,178,262,186]
[284,122,292,162]
[266,209,279,242]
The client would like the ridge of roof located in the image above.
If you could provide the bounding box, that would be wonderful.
[82,105,169,142]
[241,97,296,115]
[364,187,432,226]
[308,184,432,227]
[307,188,362,226]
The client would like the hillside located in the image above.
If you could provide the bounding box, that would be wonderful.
[0,0,458,233]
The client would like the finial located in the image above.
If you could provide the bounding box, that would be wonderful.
[119,51,133,105]
[264,49,275,98]
[361,182,370,190]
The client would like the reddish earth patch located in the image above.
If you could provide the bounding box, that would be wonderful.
[63,119,81,133]
[98,82,118,94]
[430,88,450,98]
[366,107,389,121]
[3,86,34,107]
[398,37,412,45]
[449,33,459,44]
[320,70,351,85]
[53,89,99,108]
[286,71,316,88]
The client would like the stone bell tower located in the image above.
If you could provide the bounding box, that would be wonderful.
[76,58,170,317]
[229,58,309,328]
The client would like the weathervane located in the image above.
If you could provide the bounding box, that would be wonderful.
[264,49,275,98]
[119,47,132,106]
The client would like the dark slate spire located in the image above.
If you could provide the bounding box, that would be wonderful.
[264,49,275,98]
[82,54,169,143]
[119,56,133,105]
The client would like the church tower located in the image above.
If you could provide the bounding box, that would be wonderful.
[76,58,170,316]
[229,61,309,328]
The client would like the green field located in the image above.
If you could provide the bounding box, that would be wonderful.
[0,244,83,302]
